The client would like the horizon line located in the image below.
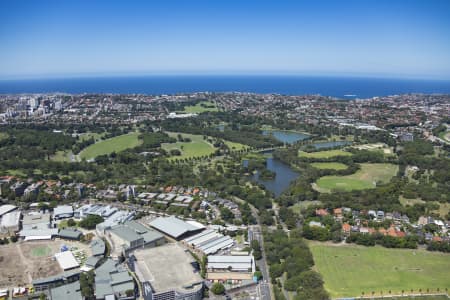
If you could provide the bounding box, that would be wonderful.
[1,71,450,82]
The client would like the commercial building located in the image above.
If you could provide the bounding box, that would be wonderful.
[207,255,255,282]
[95,259,135,300]
[132,243,203,300]
[107,221,165,257]
[149,216,204,240]
[22,212,52,230]
[53,205,74,220]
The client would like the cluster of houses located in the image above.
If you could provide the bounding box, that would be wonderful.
[312,207,450,242]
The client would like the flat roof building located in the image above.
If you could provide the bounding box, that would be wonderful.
[206,255,255,282]
[55,251,80,271]
[22,212,51,230]
[107,221,165,257]
[49,281,82,300]
[149,216,204,240]
[133,243,203,300]
[59,228,83,240]
[53,205,74,220]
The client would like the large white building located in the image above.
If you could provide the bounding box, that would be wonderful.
[0,210,21,235]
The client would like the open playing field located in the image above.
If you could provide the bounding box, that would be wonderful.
[162,132,216,160]
[181,101,218,113]
[311,162,348,170]
[0,241,62,287]
[79,132,142,160]
[309,243,450,298]
[299,149,352,159]
[315,163,398,192]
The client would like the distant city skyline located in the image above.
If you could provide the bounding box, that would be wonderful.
[1,0,450,80]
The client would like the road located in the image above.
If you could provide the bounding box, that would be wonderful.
[248,225,272,300]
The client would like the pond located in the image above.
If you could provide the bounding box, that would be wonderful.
[244,155,300,197]
[262,130,310,144]
[310,140,352,149]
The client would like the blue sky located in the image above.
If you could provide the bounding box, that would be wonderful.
[1,0,450,79]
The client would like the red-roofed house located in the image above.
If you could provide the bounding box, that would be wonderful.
[315,209,329,217]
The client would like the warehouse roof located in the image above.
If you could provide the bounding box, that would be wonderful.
[149,216,202,239]
[0,204,17,216]
[207,255,254,272]
[110,220,164,244]
[50,281,81,300]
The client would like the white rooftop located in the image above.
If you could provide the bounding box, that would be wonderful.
[55,251,79,270]
[0,204,17,216]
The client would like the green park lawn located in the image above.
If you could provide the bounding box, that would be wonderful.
[309,243,450,298]
[0,132,8,141]
[224,140,249,151]
[79,132,142,160]
[315,163,398,192]
[182,101,218,113]
[299,149,352,159]
[310,162,348,170]
[162,132,216,160]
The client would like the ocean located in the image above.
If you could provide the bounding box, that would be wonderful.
[0,75,450,98]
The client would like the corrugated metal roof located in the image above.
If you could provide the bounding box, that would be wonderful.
[149,216,200,238]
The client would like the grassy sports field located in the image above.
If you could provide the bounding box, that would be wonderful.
[162,132,216,160]
[79,132,142,160]
[299,149,352,159]
[310,162,348,170]
[182,101,218,113]
[315,163,398,192]
[309,243,450,298]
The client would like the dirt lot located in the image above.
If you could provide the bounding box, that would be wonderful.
[0,239,92,288]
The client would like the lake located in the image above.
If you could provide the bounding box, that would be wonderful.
[310,140,352,149]
[262,130,310,144]
[245,155,300,197]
